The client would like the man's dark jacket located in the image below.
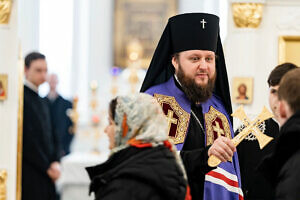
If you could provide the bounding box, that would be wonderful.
[22,86,60,200]
[259,111,300,200]
[236,118,279,200]
[45,95,73,156]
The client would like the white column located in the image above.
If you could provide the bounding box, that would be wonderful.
[71,0,90,123]
[0,1,19,200]
[88,0,114,110]
[18,0,40,55]
[178,0,205,13]
[178,0,220,15]
[203,0,220,15]
[39,0,74,98]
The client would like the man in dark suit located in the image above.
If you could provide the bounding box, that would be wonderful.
[22,52,61,200]
[236,62,298,200]
[45,73,73,157]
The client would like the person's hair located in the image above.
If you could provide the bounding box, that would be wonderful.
[25,52,46,69]
[278,68,300,113]
[267,62,298,87]
[109,97,118,122]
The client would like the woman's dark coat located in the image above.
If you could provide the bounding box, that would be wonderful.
[86,145,188,200]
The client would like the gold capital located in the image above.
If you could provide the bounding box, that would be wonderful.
[232,3,264,28]
[0,0,12,25]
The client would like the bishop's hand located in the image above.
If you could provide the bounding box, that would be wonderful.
[208,136,236,163]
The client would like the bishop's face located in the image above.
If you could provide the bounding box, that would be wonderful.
[172,50,216,103]
[172,50,216,87]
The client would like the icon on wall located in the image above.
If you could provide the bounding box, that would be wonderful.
[232,77,253,104]
[0,74,8,100]
[114,0,177,69]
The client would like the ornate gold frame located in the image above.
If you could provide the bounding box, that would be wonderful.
[114,0,177,69]
[278,36,300,66]
[16,52,24,200]
[0,74,8,100]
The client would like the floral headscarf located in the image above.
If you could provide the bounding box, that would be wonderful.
[112,93,168,151]
[110,93,187,181]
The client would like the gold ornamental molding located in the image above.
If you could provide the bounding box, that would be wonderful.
[0,169,7,200]
[16,45,24,200]
[232,3,264,28]
[0,0,12,24]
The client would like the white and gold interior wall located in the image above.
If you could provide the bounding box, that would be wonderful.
[225,0,300,127]
[0,0,20,200]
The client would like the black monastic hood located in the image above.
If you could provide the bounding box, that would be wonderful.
[140,13,233,122]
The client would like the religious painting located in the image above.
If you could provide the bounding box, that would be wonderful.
[278,36,300,67]
[232,77,253,104]
[0,74,7,100]
[114,0,177,69]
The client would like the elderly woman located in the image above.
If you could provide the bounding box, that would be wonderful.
[86,93,190,200]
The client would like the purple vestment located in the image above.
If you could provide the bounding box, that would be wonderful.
[145,76,244,200]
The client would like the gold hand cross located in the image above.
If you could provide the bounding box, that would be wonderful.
[208,106,274,167]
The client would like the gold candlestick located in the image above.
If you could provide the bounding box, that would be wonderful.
[89,80,102,153]
[127,39,143,94]
[67,96,79,134]
[90,80,98,111]
[110,67,120,97]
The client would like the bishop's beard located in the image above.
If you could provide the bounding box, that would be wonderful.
[177,64,216,104]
